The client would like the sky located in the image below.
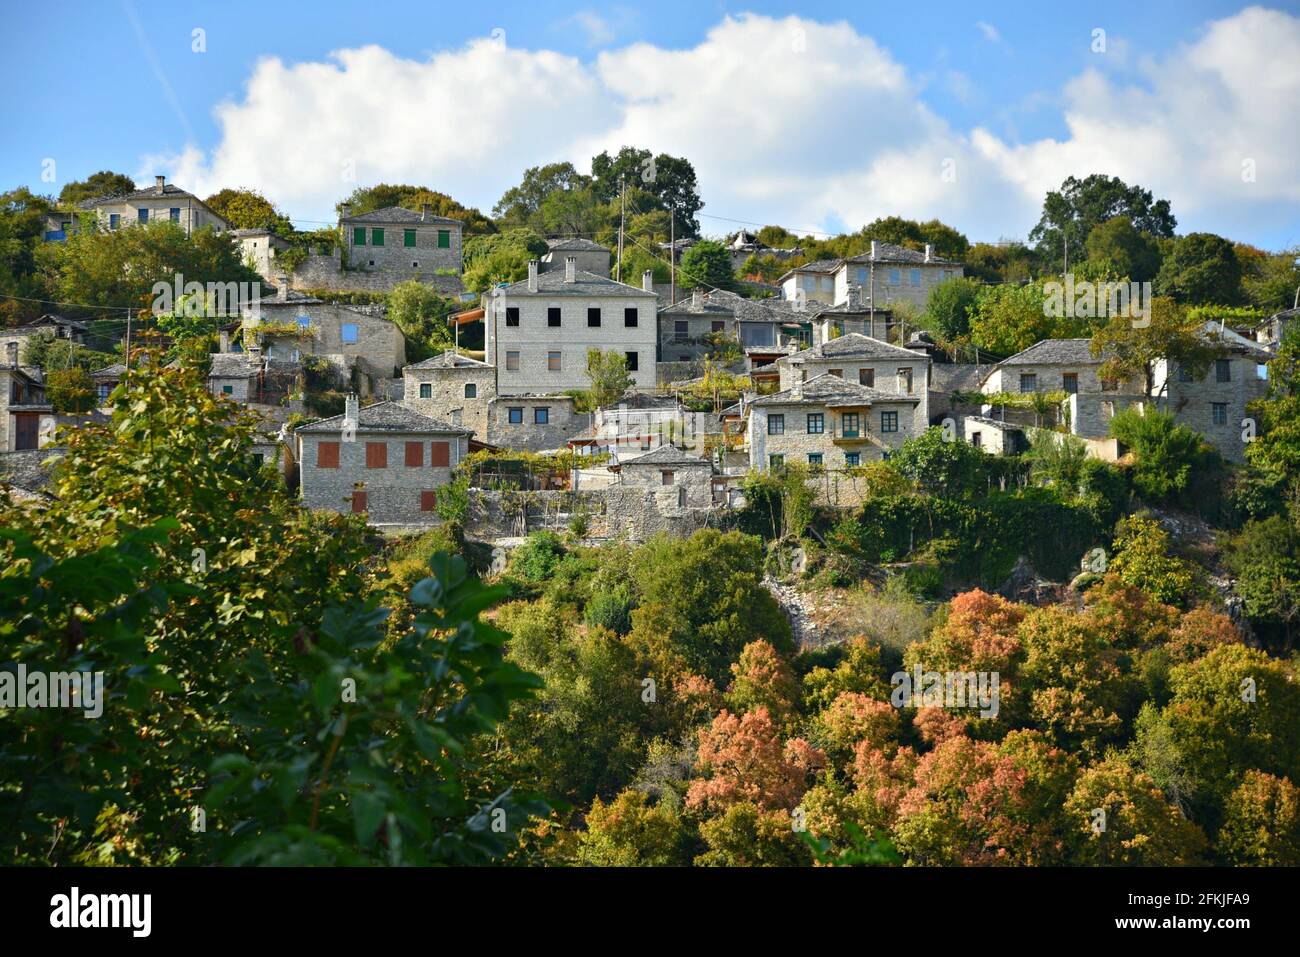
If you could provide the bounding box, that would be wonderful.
[2,0,1298,249]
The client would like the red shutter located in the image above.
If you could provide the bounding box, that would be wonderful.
[351,490,368,513]
[405,441,423,467]
[429,441,450,467]
[420,490,437,512]
[365,442,387,468]
[317,441,339,468]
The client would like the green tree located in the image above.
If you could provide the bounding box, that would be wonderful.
[1224,515,1300,646]
[203,188,292,234]
[57,171,136,207]
[1091,296,1219,397]
[1109,515,1198,606]
[1156,232,1244,305]
[45,366,96,413]
[1219,771,1300,866]
[576,789,689,866]
[890,426,989,498]
[1029,174,1176,271]
[493,162,591,227]
[679,239,735,292]
[586,348,634,408]
[1084,215,1161,282]
[386,280,455,361]
[1242,246,1300,313]
[924,275,980,342]
[590,147,704,236]
[338,184,495,235]
[462,228,549,293]
[968,282,1082,356]
[1107,408,1211,505]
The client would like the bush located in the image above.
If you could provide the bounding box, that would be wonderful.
[584,583,635,635]
[510,530,567,582]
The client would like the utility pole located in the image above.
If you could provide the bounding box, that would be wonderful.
[669,205,675,305]
[124,306,132,373]
[617,174,625,283]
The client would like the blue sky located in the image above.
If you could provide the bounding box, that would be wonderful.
[3,0,1297,248]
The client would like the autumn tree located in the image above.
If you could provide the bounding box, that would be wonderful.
[577,790,689,866]
[1218,771,1300,866]
[203,188,292,234]
[687,707,824,813]
[726,640,800,728]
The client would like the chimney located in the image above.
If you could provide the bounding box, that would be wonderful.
[564,255,577,283]
[344,393,359,425]
[155,175,166,195]
[692,287,703,311]
[340,203,352,221]
[642,269,654,292]
[870,240,879,259]
[924,243,933,262]
[450,408,462,426]
[5,341,17,367]
[527,259,539,292]
[219,330,230,353]
[278,282,290,302]
[421,203,432,222]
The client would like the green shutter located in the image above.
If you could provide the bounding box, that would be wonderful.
[352,226,365,246]
[437,229,450,249]
[372,228,384,246]
[404,228,416,247]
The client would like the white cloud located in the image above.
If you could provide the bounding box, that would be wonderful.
[141,8,1300,246]
[977,21,1001,44]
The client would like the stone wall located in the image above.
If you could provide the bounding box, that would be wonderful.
[486,396,588,451]
[279,253,464,297]
[464,486,717,542]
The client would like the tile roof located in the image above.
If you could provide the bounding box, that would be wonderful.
[783,332,929,362]
[783,258,841,274]
[340,205,461,226]
[751,373,921,408]
[295,400,471,435]
[209,354,262,378]
[90,363,127,380]
[78,183,199,208]
[405,351,494,370]
[501,268,656,298]
[546,237,609,252]
[662,288,829,323]
[997,339,1101,366]
[844,241,963,266]
[620,444,711,467]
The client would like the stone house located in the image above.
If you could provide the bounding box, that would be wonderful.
[979,339,1127,397]
[542,237,610,277]
[1,350,54,452]
[0,315,89,363]
[207,353,299,407]
[831,241,964,311]
[90,363,127,407]
[776,259,841,306]
[485,258,659,394]
[296,397,471,524]
[340,203,462,284]
[746,373,922,470]
[1150,322,1271,461]
[776,333,932,426]
[613,442,713,508]
[234,228,290,279]
[78,176,230,235]
[657,288,740,364]
[243,290,406,385]
[403,351,496,440]
[956,415,1026,455]
[486,394,584,451]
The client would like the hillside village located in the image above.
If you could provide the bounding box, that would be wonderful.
[3,172,1293,546]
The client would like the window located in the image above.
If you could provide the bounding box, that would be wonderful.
[351,491,368,514]
[587,307,601,327]
[1257,363,1269,381]
[547,351,561,372]
[109,213,120,230]
[534,408,549,424]
[1216,359,1231,382]
[365,442,387,468]
[429,441,450,467]
[1019,373,1037,393]
[1212,402,1228,425]
[909,268,921,287]
[674,320,689,342]
[842,412,860,438]
[829,368,843,378]
[971,432,982,448]
[169,207,180,223]
[465,383,477,399]
[660,470,675,486]
[403,228,416,248]
[880,411,898,433]
[625,351,639,372]
[317,441,340,468]
[625,307,639,327]
[899,368,914,394]
[371,228,384,246]
[807,413,824,434]
[297,316,312,331]
[419,383,432,399]
[859,368,874,387]
[807,453,823,467]
[341,323,358,344]
[1063,373,1078,394]
[1101,400,1115,421]
[712,320,725,333]
[506,351,520,371]
[856,267,867,284]
[405,441,423,467]
[506,306,520,327]
[138,208,149,223]
[252,453,264,468]
[437,229,450,249]
[768,414,785,435]
[845,452,860,467]
[508,407,523,424]
[420,490,437,512]
[353,226,366,246]
[96,383,111,402]
[221,385,233,395]
[769,454,785,469]
[548,307,562,328]
[888,268,901,285]
[1178,366,1194,383]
